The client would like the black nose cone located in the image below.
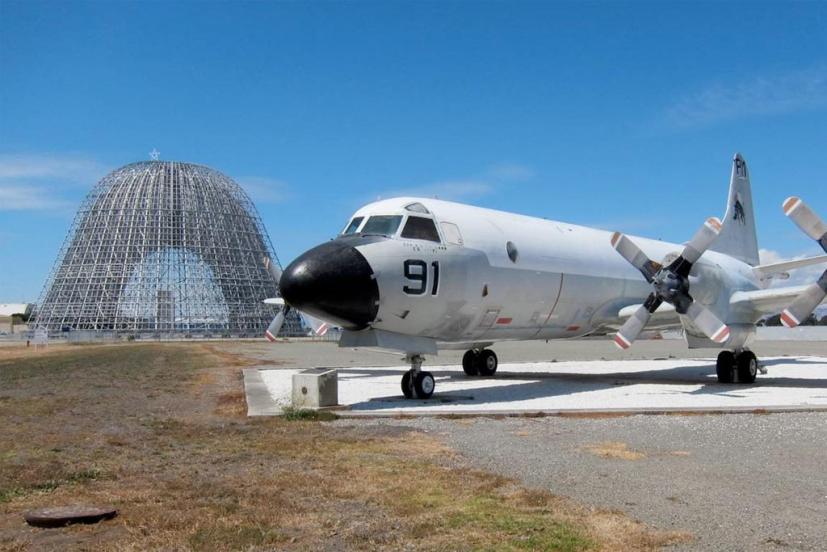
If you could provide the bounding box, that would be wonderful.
[279,239,379,330]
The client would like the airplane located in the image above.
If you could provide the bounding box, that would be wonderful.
[263,154,827,399]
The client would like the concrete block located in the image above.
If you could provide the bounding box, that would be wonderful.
[292,368,338,408]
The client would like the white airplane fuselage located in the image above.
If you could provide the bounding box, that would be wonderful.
[273,153,827,398]
[282,196,763,352]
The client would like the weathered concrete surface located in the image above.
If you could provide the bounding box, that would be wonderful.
[249,356,827,416]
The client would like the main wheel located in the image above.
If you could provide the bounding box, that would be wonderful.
[716,351,735,383]
[401,371,413,399]
[462,350,479,376]
[476,349,498,377]
[414,371,435,399]
[736,351,758,384]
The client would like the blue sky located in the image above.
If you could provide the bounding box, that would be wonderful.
[2,1,827,301]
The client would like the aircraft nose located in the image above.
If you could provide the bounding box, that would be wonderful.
[279,239,379,330]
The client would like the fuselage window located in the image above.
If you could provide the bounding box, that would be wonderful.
[360,215,403,236]
[506,241,519,263]
[342,216,364,235]
[440,222,463,245]
[401,216,441,242]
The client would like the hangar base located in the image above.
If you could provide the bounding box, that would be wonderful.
[244,357,827,417]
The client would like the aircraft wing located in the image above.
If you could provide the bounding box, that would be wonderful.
[729,285,825,318]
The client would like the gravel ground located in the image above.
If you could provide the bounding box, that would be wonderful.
[335,412,827,551]
[226,338,827,550]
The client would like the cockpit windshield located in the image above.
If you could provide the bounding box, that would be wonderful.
[342,217,364,235]
[359,215,403,236]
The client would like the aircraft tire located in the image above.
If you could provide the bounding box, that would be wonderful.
[462,350,479,376]
[476,350,498,377]
[736,351,758,384]
[401,371,414,399]
[716,351,735,383]
[414,371,435,399]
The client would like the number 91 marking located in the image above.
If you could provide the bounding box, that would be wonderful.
[403,260,439,296]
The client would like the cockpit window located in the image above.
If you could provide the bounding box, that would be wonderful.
[360,215,403,236]
[404,202,430,214]
[342,217,364,235]
[401,216,441,242]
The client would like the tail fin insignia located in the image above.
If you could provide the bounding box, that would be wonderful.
[709,153,760,266]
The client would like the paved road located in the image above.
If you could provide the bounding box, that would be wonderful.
[229,339,827,550]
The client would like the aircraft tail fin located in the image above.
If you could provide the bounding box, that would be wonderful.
[709,153,760,266]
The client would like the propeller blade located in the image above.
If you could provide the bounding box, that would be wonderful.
[611,232,661,283]
[780,271,827,328]
[666,217,723,278]
[265,308,287,342]
[263,256,283,283]
[613,293,662,350]
[684,302,730,343]
[783,197,827,249]
[300,312,331,336]
[680,217,723,265]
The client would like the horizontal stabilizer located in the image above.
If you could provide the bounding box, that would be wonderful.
[753,255,827,280]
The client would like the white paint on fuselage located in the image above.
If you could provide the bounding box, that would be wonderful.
[345,197,762,346]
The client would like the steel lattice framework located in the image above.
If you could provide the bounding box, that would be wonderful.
[34,160,303,337]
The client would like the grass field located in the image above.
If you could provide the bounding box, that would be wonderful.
[0,343,688,550]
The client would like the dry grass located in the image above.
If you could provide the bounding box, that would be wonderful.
[0,343,684,550]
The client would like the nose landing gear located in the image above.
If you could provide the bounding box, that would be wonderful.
[716,349,759,384]
[401,354,435,399]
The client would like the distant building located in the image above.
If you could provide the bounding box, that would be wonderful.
[32,160,302,337]
[0,303,33,335]
[0,304,33,318]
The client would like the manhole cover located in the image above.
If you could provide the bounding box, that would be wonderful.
[24,505,118,528]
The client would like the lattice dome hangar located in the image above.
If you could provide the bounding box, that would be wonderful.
[33,160,303,337]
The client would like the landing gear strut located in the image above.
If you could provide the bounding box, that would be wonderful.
[716,349,759,384]
[401,354,435,399]
[462,349,498,377]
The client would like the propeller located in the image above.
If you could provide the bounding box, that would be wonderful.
[263,256,283,283]
[611,217,730,349]
[263,256,289,341]
[265,298,290,342]
[779,197,827,328]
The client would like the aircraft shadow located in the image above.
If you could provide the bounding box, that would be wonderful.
[337,360,827,411]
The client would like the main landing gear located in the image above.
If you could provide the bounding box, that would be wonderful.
[401,354,435,399]
[716,349,760,384]
[462,349,498,377]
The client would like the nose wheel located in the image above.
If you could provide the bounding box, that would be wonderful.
[716,350,759,384]
[401,354,435,399]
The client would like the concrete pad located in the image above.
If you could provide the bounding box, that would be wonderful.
[245,356,827,417]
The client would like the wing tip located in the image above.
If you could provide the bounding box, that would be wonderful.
[265,330,277,342]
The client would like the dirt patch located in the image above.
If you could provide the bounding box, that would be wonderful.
[669,450,691,457]
[583,441,647,461]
